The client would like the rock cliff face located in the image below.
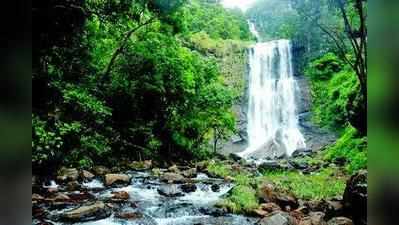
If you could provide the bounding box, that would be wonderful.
[295,75,337,152]
[218,48,250,155]
[220,48,336,156]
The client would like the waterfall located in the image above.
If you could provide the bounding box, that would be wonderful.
[238,24,306,159]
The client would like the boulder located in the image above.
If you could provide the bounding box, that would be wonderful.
[258,161,284,171]
[292,148,313,158]
[211,184,220,192]
[257,212,296,225]
[257,182,278,203]
[66,181,82,191]
[81,170,95,180]
[59,201,111,222]
[309,212,328,225]
[275,192,299,211]
[111,191,130,201]
[32,193,45,202]
[182,168,197,178]
[168,165,180,173]
[93,166,110,176]
[195,161,208,172]
[343,170,367,225]
[253,203,281,217]
[160,172,185,184]
[51,193,71,202]
[104,174,130,186]
[200,207,228,217]
[327,217,353,225]
[288,160,309,171]
[129,160,152,171]
[229,153,243,162]
[115,211,143,220]
[181,183,197,193]
[57,168,79,182]
[157,184,184,197]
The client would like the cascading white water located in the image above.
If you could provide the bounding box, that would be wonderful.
[238,24,306,159]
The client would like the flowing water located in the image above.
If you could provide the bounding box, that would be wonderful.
[38,171,256,225]
[238,24,306,160]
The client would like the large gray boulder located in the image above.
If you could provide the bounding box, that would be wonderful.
[343,170,367,225]
[257,212,296,225]
[58,201,111,222]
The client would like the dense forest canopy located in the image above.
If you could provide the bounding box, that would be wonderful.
[33,0,254,171]
[33,0,366,174]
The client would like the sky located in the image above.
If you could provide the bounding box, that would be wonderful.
[221,0,257,11]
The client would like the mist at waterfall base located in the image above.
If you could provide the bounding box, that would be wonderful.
[237,28,306,162]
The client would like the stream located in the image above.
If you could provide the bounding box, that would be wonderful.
[34,171,257,225]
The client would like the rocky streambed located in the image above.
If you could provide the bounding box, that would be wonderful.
[32,159,367,225]
[32,167,257,225]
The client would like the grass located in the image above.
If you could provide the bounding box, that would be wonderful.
[259,168,347,200]
[216,185,258,214]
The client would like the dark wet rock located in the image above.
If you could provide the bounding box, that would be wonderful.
[343,170,367,225]
[181,183,197,193]
[327,217,353,225]
[111,191,130,201]
[258,161,284,171]
[253,203,281,217]
[325,200,344,219]
[81,170,95,180]
[129,160,153,171]
[292,148,313,158]
[257,211,296,225]
[160,172,185,184]
[32,205,47,218]
[275,192,299,211]
[333,157,347,167]
[104,173,130,186]
[211,183,220,192]
[58,201,111,222]
[33,220,54,225]
[200,207,228,217]
[288,160,309,170]
[67,192,95,202]
[182,168,197,178]
[157,184,184,197]
[196,161,208,172]
[66,181,81,191]
[229,153,243,162]
[56,168,79,182]
[93,166,110,176]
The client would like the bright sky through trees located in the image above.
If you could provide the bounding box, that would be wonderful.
[221,0,257,11]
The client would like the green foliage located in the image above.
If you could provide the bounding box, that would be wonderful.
[33,0,250,170]
[261,168,347,200]
[218,185,258,214]
[306,53,359,130]
[324,126,367,174]
[207,161,232,178]
[180,0,253,41]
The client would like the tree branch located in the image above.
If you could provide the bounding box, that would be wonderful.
[102,17,156,77]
